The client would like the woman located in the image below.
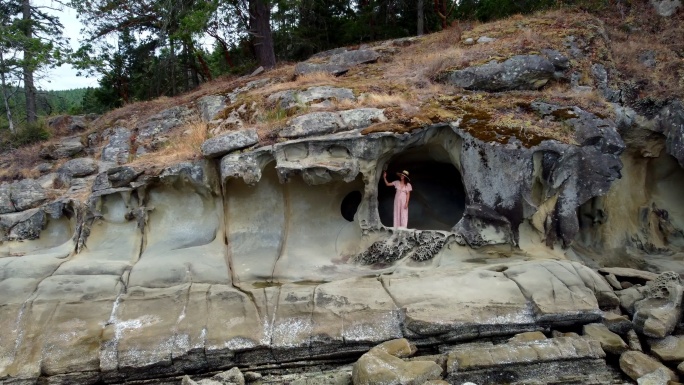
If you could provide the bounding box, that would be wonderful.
[383,169,412,228]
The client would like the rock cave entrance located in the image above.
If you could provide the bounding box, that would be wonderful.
[378,145,466,231]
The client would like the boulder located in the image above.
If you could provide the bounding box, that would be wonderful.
[649,336,684,362]
[329,49,380,67]
[650,0,682,16]
[39,136,85,160]
[211,367,245,385]
[101,126,133,164]
[295,62,349,77]
[295,49,380,77]
[58,157,99,178]
[619,351,678,382]
[137,106,195,141]
[508,331,547,343]
[440,55,555,92]
[280,109,386,139]
[200,129,259,158]
[582,323,628,355]
[197,95,227,122]
[352,348,442,385]
[267,86,355,109]
[617,285,648,315]
[372,338,417,358]
[541,48,570,70]
[637,367,674,385]
[10,179,48,212]
[633,272,683,338]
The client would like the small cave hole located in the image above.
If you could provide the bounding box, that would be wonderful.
[341,190,363,222]
[378,146,466,231]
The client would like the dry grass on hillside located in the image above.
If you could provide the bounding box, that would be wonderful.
[2,4,682,182]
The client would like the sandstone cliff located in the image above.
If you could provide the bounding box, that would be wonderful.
[1,3,683,384]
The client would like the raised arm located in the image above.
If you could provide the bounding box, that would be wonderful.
[383,171,392,187]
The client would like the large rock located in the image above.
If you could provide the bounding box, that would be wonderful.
[101,127,133,164]
[9,179,48,212]
[58,157,99,178]
[0,184,15,214]
[619,351,678,382]
[201,129,259,158]
[294,49,380,77]
[599,267,659,283]
[446,337,610,384]
[352,347,442,385]
[197,95,228,122]
[657,100,684,168]
[582,323,628,355]
[268,86,355,109]
[638,367,674,385]
[39,136,85,160]
[137,106,195,141]
[279,109,386,139]
[649,336,684,362]
[440,55,555,92]
[632,272,683,338]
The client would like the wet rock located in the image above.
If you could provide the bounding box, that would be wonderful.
[197,95,228,122]
[583,323,628,355]
[633,272,683,338]
[648,335,684,362]
[39,136,85,160]
[352,348,442,385]
[10,179,48,212]
[59,157,99,178]
[101,127,133,164]
[446,337,610,384]
[619,351,678,382]
[650,0,681,16]
[201,129,259,158]
[440,55,555,91]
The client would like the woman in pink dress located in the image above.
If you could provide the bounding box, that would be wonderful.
[383,170,412,228]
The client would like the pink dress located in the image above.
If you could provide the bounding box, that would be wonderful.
[391,181,412,228]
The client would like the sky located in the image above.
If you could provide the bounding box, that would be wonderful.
[36,0,101,91]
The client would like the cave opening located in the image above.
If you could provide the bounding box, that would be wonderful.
[378,145,466,231]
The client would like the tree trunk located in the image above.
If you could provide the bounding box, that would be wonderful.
[0,51,16,134]
[170,37,176,96]
[209,33,234,68]
[22,0,37,124]
[417,0,424,36]
[249,0,276,69]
